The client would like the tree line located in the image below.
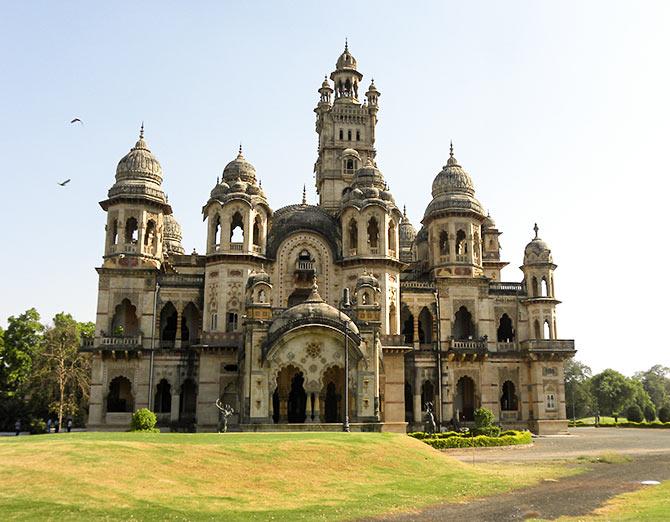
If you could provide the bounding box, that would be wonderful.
[565,360,670,422]
[0,308,93,432]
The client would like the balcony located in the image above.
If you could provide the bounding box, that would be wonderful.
[439,255,449,264]
[81,335,143,351]
[455,254,468,263]
[449,339,487,351]
[496,341,518,353]
[230,242,243,252]
[379,334,409,347]
[252,244,262,254]
[520,339,575,352]
[369,247,379,255]
[296,260,315,271]
[388,249,396,258]
[489,282,525,296]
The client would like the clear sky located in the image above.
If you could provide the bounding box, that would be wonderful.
[1,1,668,374]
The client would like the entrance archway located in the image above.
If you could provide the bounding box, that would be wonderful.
[179,379,197,422]
[501,380,518,411]
[287,372,307,423]
[107,376,134,413]
[322,365,344,423]
[455,376,476,421]
[154,379,171,414]
[273,365,308,423]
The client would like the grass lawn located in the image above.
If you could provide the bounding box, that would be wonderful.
[576,416,628,424]
[0,431,579,521]
[552,481,670,521]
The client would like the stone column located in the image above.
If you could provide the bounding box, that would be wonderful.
[413,367,422,426]
[412,312,420,348]
[170,393,180,422]
[311,393,320,423]
[175,308,183,349]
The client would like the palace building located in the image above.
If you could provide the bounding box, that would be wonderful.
[83,45,575,434]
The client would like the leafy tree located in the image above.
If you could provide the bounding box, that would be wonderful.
[625,404,643,422]
[590,369,635,417]
[643,404,656,422]
[659,404,670,423]
[33,313,91,428]
[0,308,43,397]
[633,365,670,411]
[628,379,655,414]
[564,360,594,419]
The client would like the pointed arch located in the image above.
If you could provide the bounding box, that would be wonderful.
[418,307,433,344]
[497,313,515,342]
[388,220,397,253]
[439,230,449,256]
[348,217,358,251]
[453,306,474,340]
[111,299,139,336]
[367,216,379,249]
[230,211,244,244]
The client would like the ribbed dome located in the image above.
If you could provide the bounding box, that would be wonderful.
[246,268,271,289]
[424,145,484,220]
[163,214,185,255]
[524,224,553,265]
[399,207,417,242]
[107,126,167,205]
[355,270,380,292]
[222,147,256,184]
[336,43,357,70]
[352,160,386,190]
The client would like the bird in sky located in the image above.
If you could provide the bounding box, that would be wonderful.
[70,118,83,125]
[58,179,71,187]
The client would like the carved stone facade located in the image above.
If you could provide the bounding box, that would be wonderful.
[84,45,574,435]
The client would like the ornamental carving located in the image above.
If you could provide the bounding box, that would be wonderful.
[306,342,322,358]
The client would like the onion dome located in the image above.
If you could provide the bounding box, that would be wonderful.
[483,212,496,229]
[321,76,331,89]
[222,145,256,184]
[163,214,185,255]
[266,277,359,342]
[399,206,417,243]
[355,269,380,293]
[336,40,357,70]
[523,223,553,265]
[352,159,386,190]
[104,125,168,208]
[424,143,484,220]
[246,267,271,289]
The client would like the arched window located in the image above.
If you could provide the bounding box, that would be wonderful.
[497,313,515,342]
[144,220,156,249]
[348,218,358,251]
[107,376,134,413]
[362,291,370,305]
[110,219,119,245]
[213,215,222,249]
[418,307,433,344]
[346,159,354,171]
[356,130,360,141]
[543,320,551,339]
[230,211,244,244]
[541,277,549,297]
[339,129,343,140]
[210,312,218,331]
[226,312,238,333]
[455,376,476,421]
[159,302,178,346]
[388,221,396,252]
[258,289,266,303]
[111,298,139,336]
[531,277,539,297]
[154,379,172,414]
[179,379,197,422]
[347,129,352,141]
[453,306,474,340]
[125,217,138,244]
[367,216,379,249]
[439,230,449,255]
[534,319,541,339]
[500,381,518,411]
[456,229,467,255]
[421,381,435,410]
[401,307,414,344]
[181,302,200,346]
[252,216,262,247]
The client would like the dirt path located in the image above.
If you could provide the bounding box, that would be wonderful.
[366,429,670,521]
[371,453,670,521]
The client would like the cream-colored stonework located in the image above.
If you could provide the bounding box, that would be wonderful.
[83,46,574,435]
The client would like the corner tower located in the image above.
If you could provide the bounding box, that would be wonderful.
[314,43,380,213]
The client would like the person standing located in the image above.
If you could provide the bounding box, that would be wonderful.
[66,418,72,433]
[46,418,52,433]
[54,418,59,433]
[15,419,21,436]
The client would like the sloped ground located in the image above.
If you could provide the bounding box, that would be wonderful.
[0,432,576,521]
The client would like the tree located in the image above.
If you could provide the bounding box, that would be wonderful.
[626,404,643,422]
[34,313,91,428]
[633,365,670,411]
[628,379,655,414]
[564,360,594,419]
[0,308,43,398]
[590,369,635,417]
[643,404,656,422]
[659,404,670,423]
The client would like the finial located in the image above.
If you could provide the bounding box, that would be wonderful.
[302,184,307,205]
[449,140,454,157]
[533,223,539,239]
[259,179,262,188]
[345,38,348,52]
[216,176,220,184]
[238,143,243,157]
[139,122,144,139]
[403,205,407,218]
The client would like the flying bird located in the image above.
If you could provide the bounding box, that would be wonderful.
[58,179,71,186]
[70,118,83,125]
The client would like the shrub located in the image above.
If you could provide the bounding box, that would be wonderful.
[626,404,644,423]
[644,404,657,423]
[420,430,532,449]
[474,425,501,437]
[130,408,159,432]
[474,407,495,429]
[659,404,670,423]
[28,418,47,434]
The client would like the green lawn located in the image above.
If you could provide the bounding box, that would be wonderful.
[576,416,628,423]
[0,431,578,521]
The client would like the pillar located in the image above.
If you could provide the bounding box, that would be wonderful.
[170,393,180,422]
[413,367,422,425]
[175,308,183,349]
[412,312,419,348]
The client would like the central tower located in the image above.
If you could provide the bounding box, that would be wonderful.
[314,43,380,213]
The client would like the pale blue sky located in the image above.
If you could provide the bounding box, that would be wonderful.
[1,1,668,374]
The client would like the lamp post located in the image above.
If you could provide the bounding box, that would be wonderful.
[341,288,351,432]
[148,280,160,410]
